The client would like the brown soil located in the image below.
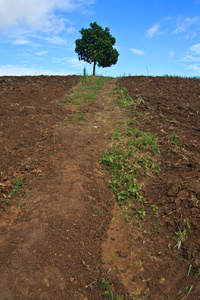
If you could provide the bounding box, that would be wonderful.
[0,75,200,299]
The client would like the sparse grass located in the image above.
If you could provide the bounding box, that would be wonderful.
[59,76,107,106]
[170,130,180,146]
[174,217,191,249]
[9,178,24,197]
[0,177,30,210]
[51,133,60,152]
[99,278,121,299]
[101,86,160,224]
[126,130,159,155]
[117,86,135,108]
[101,125,160,208]
[92,206,104,217]
[83,67,88,82]
[73,113,85,121]
[195,264,200,279]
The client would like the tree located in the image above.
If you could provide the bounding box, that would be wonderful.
[75,22,119,76]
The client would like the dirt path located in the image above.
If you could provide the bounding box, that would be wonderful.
[0,78,128,299]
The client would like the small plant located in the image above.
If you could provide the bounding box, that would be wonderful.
[83,67,88,82]
[195,264,200,279]
[12,178,24,188]
[117,86,135,108]
[174,218,191,249]
[76,113,85,120]
[125,214,131,222]
[136,210,146,219]
[52,133,59,145]
[178,285,193,300]
[57,228,62,234]
[170,130,180,146]
[9,178,24,197]
[112,131,122,141]
[92,206,103,217]
[99,278,121,300]
[151,205,158,212]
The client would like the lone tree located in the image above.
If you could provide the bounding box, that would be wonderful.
[75,22,119,76]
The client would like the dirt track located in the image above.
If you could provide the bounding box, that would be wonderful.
[0,77,126,299]
[0,75,200,299]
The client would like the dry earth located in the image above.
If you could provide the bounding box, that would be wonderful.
[0,75,200,300]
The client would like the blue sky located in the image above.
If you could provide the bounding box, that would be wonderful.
[1,0,200,77]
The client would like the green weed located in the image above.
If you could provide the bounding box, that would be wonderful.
[74,113,85,120]
[9,178,24,197]
[136,210,146,219]
[92,206,104,217]
[170,130,180,146]
[61,76,106,106]
[127,131,159,155]
[101,150,142,205]
[117,86,135,108]
[82,67,88,82]
[112,131,122,141]
[99,278,121,300]
[174,218,191,249]
[195,264,200,279]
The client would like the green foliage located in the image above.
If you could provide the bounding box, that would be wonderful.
[117,86,135,108]
[101,84,161,224]
[136,210,146,219]
[62,76,106,105]
[99,278,121,299]
[101,145,143,206]
[75,22,119,75]
[195,264,200,279]
[170,130,180,146]
[83,67,88,82]
[174,218,191,249]
[127,130,159,155]
[9,178,24,197]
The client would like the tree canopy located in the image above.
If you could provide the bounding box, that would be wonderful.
[75,22,119,76]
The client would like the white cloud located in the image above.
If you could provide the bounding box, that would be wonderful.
[66,26,76,34]
[43,36,68,45]
[188,64,200,73]
[169,51,175,57]
[181,55,200,62]
[129,48,146,55]
[181,43,200,74]
[52,56,86,68]
[145,23,160,38]
[0,64,74,75]
[190,43,200,54]
[173,17,199,34]
[0,64,38,75]
[0,0,94,33]
[13,38,31,45]
[36,51,48,56]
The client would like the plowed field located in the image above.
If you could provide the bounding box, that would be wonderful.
[0,75,199,299]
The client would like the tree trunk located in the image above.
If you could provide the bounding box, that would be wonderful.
[93,61,96,76]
